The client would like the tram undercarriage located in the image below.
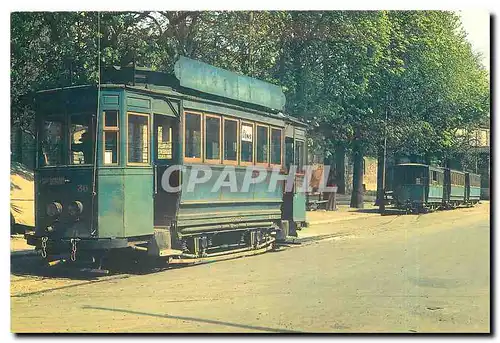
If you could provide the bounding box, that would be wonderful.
[25,220,299,273]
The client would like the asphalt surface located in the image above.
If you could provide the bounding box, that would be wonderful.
[11,203,490,333]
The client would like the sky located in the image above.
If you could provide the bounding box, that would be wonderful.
[457,10,490,71]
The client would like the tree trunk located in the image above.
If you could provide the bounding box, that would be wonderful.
[322,153,335,203]
[375,144,385,206]
[278,38,286,85]
[424,152,432,166]
[15,126,23,163]
[350,135,364,208]
[335,145,346,194]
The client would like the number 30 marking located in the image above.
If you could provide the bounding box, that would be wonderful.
[77,184,89,192]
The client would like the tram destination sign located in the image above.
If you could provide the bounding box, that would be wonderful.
[174,56,286,111]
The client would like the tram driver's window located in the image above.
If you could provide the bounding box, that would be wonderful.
[70,113,93,165]
[103,110,119,165]
[240,123,254,164]
[184,112,202,160]
[223,119,238,163]
[256,125,269,164]
[271,128,282,166]
[128,113,149,164]
[41,120,63,166]
[205,115,221,161]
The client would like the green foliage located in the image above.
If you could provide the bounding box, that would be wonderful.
[11,11,490,165]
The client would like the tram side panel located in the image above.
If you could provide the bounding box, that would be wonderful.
[176,165,283,232]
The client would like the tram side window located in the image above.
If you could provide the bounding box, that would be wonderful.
[223,119,238,163]
[41,120,63,166]
[128,113,149,164]
[205,116,221,161]
[256,125,269,164]
[271,128,282,166]
[295,140,305,173]
[70,113,94,165]
[184,112,202,160]
[240,123,254,164]
[103,111,119,165]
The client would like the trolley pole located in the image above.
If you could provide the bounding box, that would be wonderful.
[379,94,389,214]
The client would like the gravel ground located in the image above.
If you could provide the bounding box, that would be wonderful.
[11,202,490,333]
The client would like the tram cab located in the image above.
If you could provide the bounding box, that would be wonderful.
[26,57,308,263]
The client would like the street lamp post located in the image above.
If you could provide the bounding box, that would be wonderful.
[379,94,389,214]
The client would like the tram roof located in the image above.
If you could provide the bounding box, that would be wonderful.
[395,163,429,167]
[394,163,444,170]
[395,163,472,174]
[35,83,307,129]
[35,56,309,128]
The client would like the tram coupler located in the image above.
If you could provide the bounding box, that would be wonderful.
[47,258,66,267]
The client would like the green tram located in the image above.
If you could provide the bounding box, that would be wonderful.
[392,163,445,213]
[465,172,481,205]
[443,168,466,208]
[392,163,481,213]
[26,57,308,267]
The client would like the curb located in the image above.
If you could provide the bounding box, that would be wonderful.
[306,214,377,227]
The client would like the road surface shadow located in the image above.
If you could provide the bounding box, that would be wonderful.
[82,305,302,333]
[11,255,103,280]
[10,253,173,281]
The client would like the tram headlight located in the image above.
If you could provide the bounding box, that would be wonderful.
[68,201,83,216]
[46,202,62,217]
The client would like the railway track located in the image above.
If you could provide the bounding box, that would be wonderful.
[10,239,281,298]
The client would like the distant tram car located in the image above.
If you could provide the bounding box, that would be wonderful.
[392,163,480,213]
[392,163,445,213]
[25,57,308,268]
[443,168,466,208]
[465,172,481,206]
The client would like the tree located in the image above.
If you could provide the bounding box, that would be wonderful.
[11,11,489,192]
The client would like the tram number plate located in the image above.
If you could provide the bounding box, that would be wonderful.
[77,184,89,193]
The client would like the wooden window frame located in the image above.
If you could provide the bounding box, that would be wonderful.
[154,114,174,161]
[240,120,255,166]
[183,111,203,164]
[126,111,150,166]
[256,124,270,167]
[103,110,119,129]
[102,110,119,166]
[269,127,283,168]
[204,113,222,164]
[222,117,239,166]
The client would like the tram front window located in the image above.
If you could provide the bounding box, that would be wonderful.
[40,120,63,166]
[39,113,96,167]
[70,113,94,165]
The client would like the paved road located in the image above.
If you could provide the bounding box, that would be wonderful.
[11,204,490,333]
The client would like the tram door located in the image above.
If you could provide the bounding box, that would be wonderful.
[282,135,307,225]
[153,114,179,226]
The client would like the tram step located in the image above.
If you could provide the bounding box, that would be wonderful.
[158,248,183,257]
